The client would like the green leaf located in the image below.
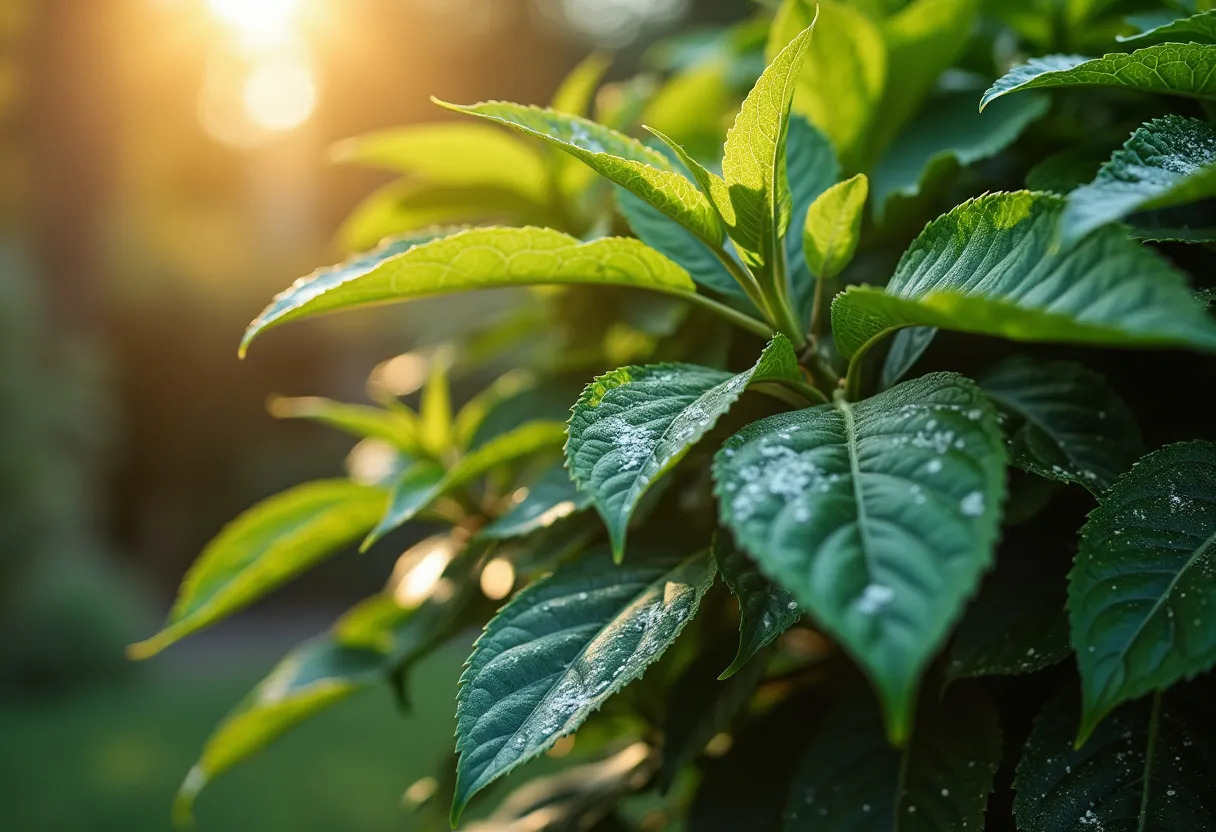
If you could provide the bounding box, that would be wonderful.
[878,326,936,391]
[1061,115,1216,243]
[1069,441,1216,742]
[872,90,1049,221]
[830,192,1216,361]
[802,174,867,282]
[129,480,388,658]
[1015,687,1216,831]
[979,356,1142,493]
[714,535,800,680]
[784,684,1001,830]
[436,100,724,246]
[241,228,696,356]
[784,115,843,311]
[1118,9,1216,46]
[550,52,611,117]
[268,395,420,451]
[479,464,591,541]
[418,349,454,456]
[714,373,1007,739]
[452,369,537,451]
[980,45,1216,110]
[567,336,801,561]
[770,0,886,171]
[365,420,566,548]
[721,17,816,270]
[451,547,715,822]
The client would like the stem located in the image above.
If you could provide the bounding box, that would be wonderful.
[712,246,772,319]
[684,292,774,339]
[808,275,832,339]
[764,245,808,348]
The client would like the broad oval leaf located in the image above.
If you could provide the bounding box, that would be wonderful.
[1061,115,1216,243]
[1015,686,1216,831]
[979,356,1142,493]
[1069,441,1216,741]
[714,535,800,680]
[479,464,591,542]
[784,684,1001,831]
[241,228,696,356]
[713,373,1007,739]
[981,45,1216,110]
[830,192,1216,360]
[567,336,801,561]
[452,547,715,822]
[436,100,724,246]
[802,173,867,283]
[129,480,388,658]
[269,395,420,451]
[1117,9,1216,46]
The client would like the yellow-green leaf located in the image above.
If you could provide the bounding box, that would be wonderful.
[802,173,867,282]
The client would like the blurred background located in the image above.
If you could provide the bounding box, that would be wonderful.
[0,1,749,828]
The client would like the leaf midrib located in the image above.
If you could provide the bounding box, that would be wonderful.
[835,395,878,588]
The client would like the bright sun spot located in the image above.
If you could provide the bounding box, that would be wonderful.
[207,0,299,38]
[242,55,317,132]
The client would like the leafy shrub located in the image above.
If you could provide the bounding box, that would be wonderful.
[138,2,1216,829]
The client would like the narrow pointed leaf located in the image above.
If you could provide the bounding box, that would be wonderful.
[362,460,447,550]
[419,350,454,456]
[714,535,800,680]
[1118,9,1216,45]
[451,547,715,822]
[879,326,937,391]
[1061,115,1216,243]
[241,228,696,356]
[783,685,1001,831]
[479,465,591,541]
[802,174,867,283]
[1069,441,1216,741]
[831,192,1216,360]
[129,480,388,658]
[550,52,611,116]
[714,373,1007,739]
[981,45,1216,110]
[567,336,801,561]
[268,395,420,451]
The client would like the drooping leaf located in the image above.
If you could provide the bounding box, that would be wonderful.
[128,481,388,658]
[713,373,1007,739]
[878,326,937,391]
[451,547,715,822]
[714,535,800,680]
[1060,115,1216,243]
[268,395,420,451]
[1118,9,1216,45]
[783,684,1001,830]
[980,45,1216,110]
[567,336,802,561]
[830,192,1216,361]
[436,100,724,246]
[979,356,1142,493]
[241,228,696,356]
[1015,686,1216,831]
[1069,441,1216,741]
[802,174,867,283]
[479,464,591,541]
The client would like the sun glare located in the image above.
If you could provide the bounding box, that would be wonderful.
[242,55,317,132]
[207,0,299,40]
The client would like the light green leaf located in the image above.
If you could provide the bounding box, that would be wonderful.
[979,356,1142,493]
[721,17,816,269]
[365,421,566,548]
[418,349,454,456]
[1069,441,1216,742]
[1061,115,1216,243]
[714,373,1006,739]
[268,395,420,451]
[770,0,886,171]
[802,174,867,282]
[1118,9,1216,45]
[551,52,611,116]
[451,547,715,822]
[567,336,802,561]
[784,685,1001,830]
[980,44,1216,110]
[241,228,696,356]
[129,480,388,658]
[436,100,724,246]
[1015,687,1216,831]
[872,90,1049,221]
[714,535,800,680]
[479,464,591,541]
[831,192,1216,361]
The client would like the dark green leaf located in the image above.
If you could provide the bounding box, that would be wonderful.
[1118,9,1216,46]
[878,326,937,391]
[714,535,800,680]
[784,115,843,312]
[479,464,592,541]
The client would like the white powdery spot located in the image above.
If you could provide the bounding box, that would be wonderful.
[604,417,654,471]
[856,583,895,615]
[960,491,985,517]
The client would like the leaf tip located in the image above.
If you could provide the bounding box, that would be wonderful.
[172,766,206,829]
[126,633,169,661]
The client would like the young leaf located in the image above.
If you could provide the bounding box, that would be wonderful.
[713,373,1007,739]
[1061,115,1216,243]
[451,547,715,822]
[714,535,800,680]
[831,192,1216,361]
[979,356,1142,493]
[980,45,1216,110]
[436,100,724,246]
[128,480,388,658]
[478,464,591,542]
[550,52,611,117]
[1069,441,1216,741]
[721,17,816,269]
[241,228,696,356]
[784,684,1001,830]
[1015,686,1216,831]
[567,336,802,561]
[802,173,867,282]
[1117,9,1216,46]
[268,395,420,451]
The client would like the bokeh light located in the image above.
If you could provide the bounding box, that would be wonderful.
[242,54,317,132]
